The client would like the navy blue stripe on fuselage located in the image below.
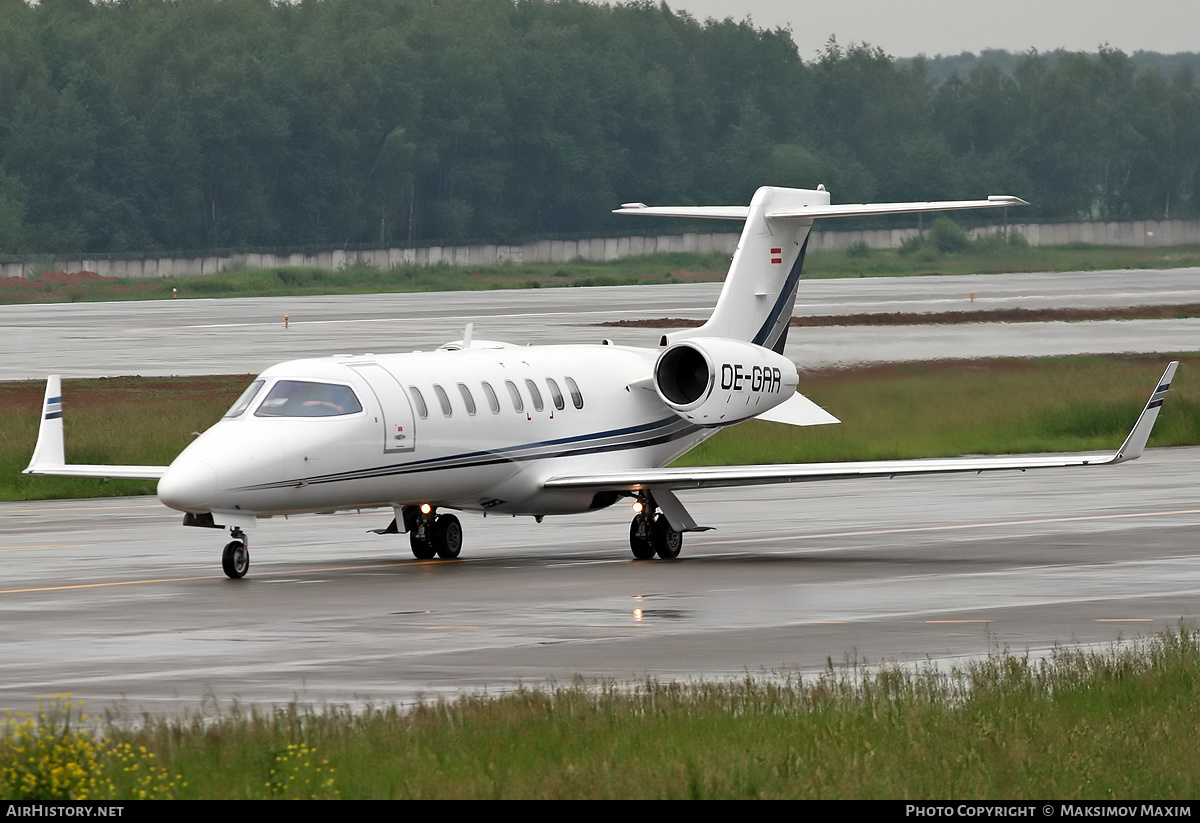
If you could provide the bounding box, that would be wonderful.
[237,416,700,491]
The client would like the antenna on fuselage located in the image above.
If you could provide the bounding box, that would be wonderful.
[463,323,473,349]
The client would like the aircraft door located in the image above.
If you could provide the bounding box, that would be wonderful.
[349,363,416,454]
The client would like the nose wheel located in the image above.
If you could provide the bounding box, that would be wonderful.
[222,528,249,579]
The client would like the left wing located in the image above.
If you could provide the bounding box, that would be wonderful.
[24,376,169,480]
[544,362,1176,495]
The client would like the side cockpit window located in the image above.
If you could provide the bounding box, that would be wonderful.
[255,380,363,417]
[223,380,265,419]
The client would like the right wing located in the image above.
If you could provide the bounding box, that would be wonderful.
[544,362,1176,495]
[24,376,169,480]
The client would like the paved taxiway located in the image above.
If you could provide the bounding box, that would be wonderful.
[3,267,1199,711]
[3,267,1199,379]
[2,447,1199,712]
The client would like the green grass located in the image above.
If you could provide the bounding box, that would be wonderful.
[1,355,1195,502]
[6,242,1200,303]
[6,627,1200,798]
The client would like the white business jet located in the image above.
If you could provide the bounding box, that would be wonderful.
[26,186,1177,579]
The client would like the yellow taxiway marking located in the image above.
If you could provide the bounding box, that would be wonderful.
[926,620,993,624]
[1094,618,1154,622]
[7,506,1199,596]
[0,545,85,553]
[0,560,438,595]
[6,503,161,513]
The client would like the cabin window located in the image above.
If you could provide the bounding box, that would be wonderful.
[546,378,565,411]
[255,380,363,417]
[565,376,584,409]
[409,386,428,419]
[504,380,524,412]
[482,381,500,414]
[224,380,264,418]
[457,383,477,416]
[525,379,544,412]
[433,384,452,417]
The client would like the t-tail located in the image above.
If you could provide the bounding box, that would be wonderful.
[615,186,1028,349]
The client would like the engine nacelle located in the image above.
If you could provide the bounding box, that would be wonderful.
[653,338,799,427]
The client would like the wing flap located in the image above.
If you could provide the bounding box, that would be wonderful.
[543,452,1115,493]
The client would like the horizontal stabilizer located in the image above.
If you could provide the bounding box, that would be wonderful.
[24,375,169,480]
[612,205,750,220]
[756,392,839,427]
[766,196,1028,220]
[544,362,1175,494]
[614,195,1026,222]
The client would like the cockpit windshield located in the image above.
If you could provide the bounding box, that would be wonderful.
[254,380,363,417]
[223,380,265,419]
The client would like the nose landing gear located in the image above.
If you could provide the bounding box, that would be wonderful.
[222,527,250,579]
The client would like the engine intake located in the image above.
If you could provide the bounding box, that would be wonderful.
[653,338,798,427]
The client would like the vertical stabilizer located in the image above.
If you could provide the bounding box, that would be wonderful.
[670,186,825,347]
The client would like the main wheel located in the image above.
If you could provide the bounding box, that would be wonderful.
[432,513,463,559]
[629,517,656,559]
[222,540,249,579]
[650,514,682,559]
[410,529,436,559]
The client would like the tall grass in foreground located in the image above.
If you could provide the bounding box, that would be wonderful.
[5,628,1198,798]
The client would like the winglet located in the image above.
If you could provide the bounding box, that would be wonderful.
[1111,361,1178,464]
[26,375,66,472]
[24,376,168,479]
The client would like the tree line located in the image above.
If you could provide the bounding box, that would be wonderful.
[0,0,1197,256]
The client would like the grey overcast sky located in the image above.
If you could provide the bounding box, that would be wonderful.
[658,0,1199,58]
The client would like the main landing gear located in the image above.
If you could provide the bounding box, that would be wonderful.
[222,527,250,579]
[370,504,464,560]
[629,495,682,560]
[408,505,463,560]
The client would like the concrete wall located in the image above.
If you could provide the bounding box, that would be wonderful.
[3,218,1199,280]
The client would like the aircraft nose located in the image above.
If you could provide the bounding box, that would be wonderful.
[157,460,219,512]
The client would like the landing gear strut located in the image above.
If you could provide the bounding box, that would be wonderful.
[408,506,463,560]
[629,495,682,560]
[222,527,249,579]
